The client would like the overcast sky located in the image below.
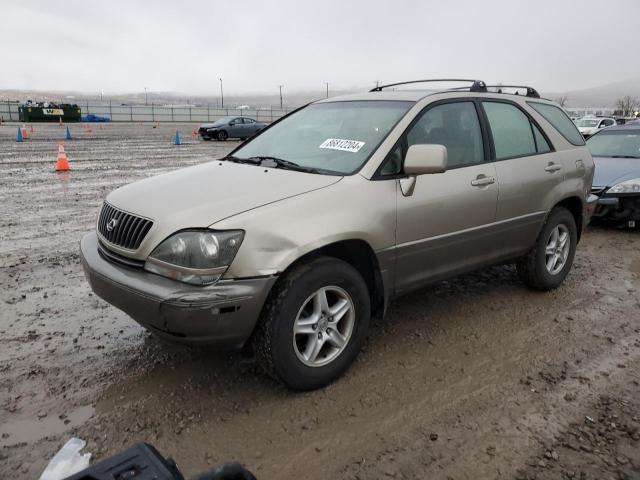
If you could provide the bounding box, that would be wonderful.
[2,0,639,95]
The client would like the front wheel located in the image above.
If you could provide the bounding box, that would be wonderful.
[253,257,371,390]
[217,130,228,141]
[517,206,577,290]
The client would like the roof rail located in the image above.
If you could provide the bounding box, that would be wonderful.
[485,85,540,99]
[370,79,487,93]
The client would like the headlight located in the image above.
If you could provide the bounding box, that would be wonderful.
[144,230,244,285]
[608,178,640,194]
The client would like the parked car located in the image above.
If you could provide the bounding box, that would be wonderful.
[576,117,616,138]
[198,117,266,141]
[586,124,640,227]
[81,79,596,390]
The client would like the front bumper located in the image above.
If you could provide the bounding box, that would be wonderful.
[80,232,277,348]
[592,193,640,223]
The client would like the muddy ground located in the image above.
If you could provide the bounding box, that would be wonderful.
[0,122,638,479]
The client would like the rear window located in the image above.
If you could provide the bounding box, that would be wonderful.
[483,102,537,159]
[527,102,585,146]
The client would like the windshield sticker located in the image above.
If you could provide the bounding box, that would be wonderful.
[319,138,365,153]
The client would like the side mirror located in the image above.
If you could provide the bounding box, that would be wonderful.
[404,144,448,175]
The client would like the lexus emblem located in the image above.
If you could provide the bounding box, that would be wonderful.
[106,218,119,232]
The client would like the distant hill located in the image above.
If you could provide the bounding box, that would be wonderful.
[0,88,351,110]
[544,77,640,108]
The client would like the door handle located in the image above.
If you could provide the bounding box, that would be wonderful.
[545,163,562,173]
[471,175,496,187]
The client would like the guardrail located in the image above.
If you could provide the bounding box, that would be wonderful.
[0,100,292,123]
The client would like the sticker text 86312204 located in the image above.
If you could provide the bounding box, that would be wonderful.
[319,138,366,153]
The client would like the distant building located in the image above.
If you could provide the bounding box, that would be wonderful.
[565,107,615,117]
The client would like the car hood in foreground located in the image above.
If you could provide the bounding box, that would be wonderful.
[105,161,342,254]
[592,156,640,188]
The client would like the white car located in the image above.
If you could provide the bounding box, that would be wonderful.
[576,117,616,138]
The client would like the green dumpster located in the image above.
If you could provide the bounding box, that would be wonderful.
[18,104,81,122]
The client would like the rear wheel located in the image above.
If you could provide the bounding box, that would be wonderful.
[217,130,228,141]
[517,207,577,290]
[253,257,371,390]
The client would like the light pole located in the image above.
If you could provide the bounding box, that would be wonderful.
[144,87,148,105]
[324,82,329,98]
[219,78,224,108]
[278,85,284,109]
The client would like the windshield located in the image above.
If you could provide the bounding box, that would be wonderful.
[587,130,640,158]
[232,101,413,174]
[577,119,599,127]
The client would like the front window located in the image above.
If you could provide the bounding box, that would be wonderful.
[232,101,413,175]
[587,131,640,158]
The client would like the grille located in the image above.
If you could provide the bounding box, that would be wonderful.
[97,203,153,250]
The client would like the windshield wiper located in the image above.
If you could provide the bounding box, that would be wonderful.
[248,156,322,174]
[611,155,640,159]
[221,155,261,164]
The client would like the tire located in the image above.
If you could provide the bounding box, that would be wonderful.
[517,207,577,291]
[253,257,371,390]
[217,130,228,141]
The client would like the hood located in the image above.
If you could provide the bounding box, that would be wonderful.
[592,156,640,187]
[199,123,217,129]
[579,126,597,134]
[106,161,341,251]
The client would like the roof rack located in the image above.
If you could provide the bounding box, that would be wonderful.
[370,79,487,93]
[485,85,540,98]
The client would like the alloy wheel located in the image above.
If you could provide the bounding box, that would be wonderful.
[545,224,570,275]
[292,286,355,367]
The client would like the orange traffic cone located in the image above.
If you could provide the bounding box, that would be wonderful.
[55,144,70,171]
[191,129,197,138]
[21,124,28,140]
[29,125,34,134]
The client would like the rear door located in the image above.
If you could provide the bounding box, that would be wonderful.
[228,118,243,137]
[393,100,500,293]
[480,100,559,256]
[243,118,258,135]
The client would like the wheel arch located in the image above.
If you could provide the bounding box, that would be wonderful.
[554,196,584,242]
[277,239,387,320]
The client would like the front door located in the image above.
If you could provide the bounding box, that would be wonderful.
[393,100,499,294]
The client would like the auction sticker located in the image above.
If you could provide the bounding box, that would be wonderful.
[319,138,365,153]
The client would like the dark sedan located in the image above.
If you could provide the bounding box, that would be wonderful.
[586,125,640,227]
[198,116,266,141]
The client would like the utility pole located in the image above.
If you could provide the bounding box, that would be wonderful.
[219,78,224,108]
[144,87,148,105]
[324,82,329,98]
[278,85,284,109]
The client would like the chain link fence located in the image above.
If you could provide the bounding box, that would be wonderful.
[0,100,292,123]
